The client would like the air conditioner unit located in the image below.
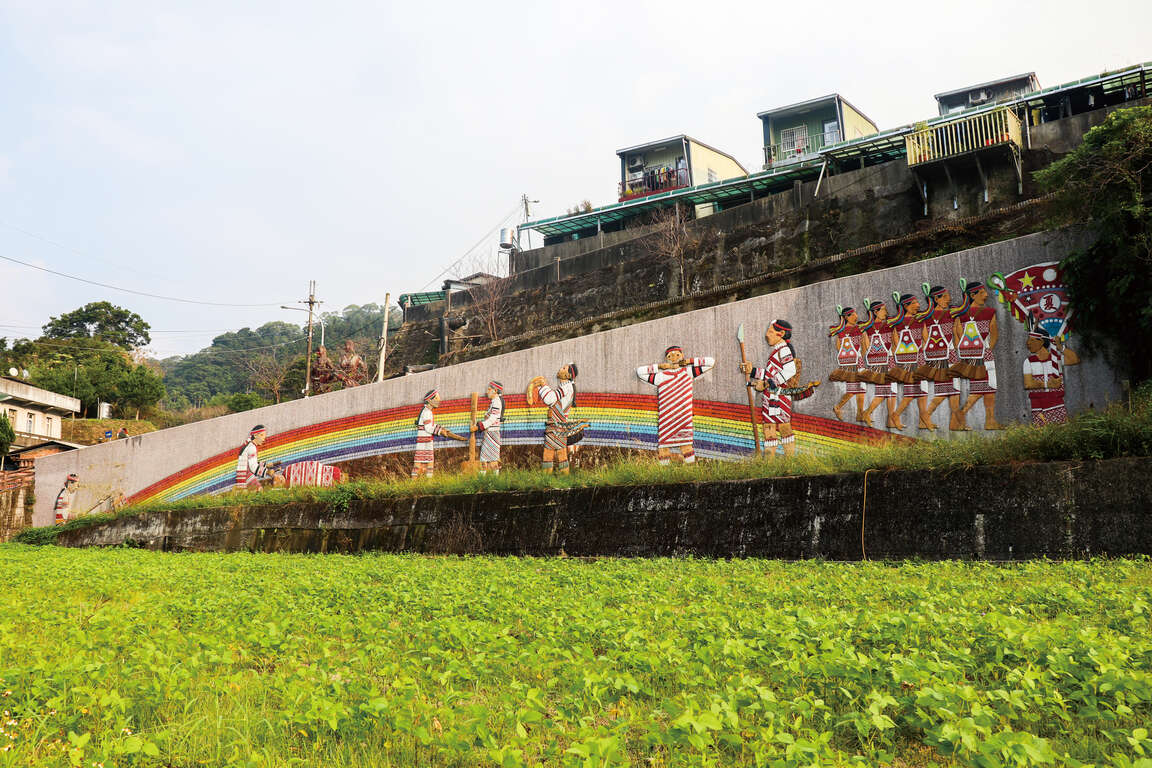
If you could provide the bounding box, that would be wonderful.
[627,155,645,170]
[968,89,990,105]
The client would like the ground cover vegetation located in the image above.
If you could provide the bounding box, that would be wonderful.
[0,548,1149,767]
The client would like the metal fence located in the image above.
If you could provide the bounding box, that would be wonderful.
[906,107,1022,167]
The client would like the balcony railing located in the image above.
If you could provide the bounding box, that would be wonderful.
[764,129,841,168]
[619,167,690,202]
[905,107,1022,167]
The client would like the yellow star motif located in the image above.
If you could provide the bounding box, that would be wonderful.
[1019,272,1035,289]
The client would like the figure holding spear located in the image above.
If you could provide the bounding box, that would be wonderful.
[736,324,761,455]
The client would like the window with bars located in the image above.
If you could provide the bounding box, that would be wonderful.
[780,125,810,158]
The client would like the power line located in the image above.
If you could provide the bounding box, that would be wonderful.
[417,203,522,291]
[0,323,243,334]
[0,252,294,307]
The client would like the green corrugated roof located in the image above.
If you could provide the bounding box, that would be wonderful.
[398,291,446,307]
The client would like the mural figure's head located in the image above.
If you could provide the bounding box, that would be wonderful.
[1026,328,1052,354]
[664,346,684,365]
[486,380,503,399]
[316,346,329,361]
[966,281,988,305]
[249,425,268,446]
[423,389,441,409]
[556,363,577,382]
[343,340,355,353]
[928,285,950,310]
[765,319,792,345]
[899,293,921,315]
[841,306,859,325]
[868,300,889,322]
[65,473,79,490]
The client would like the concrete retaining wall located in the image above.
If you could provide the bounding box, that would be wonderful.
[55,457,1152,559]
[34,229,1121,525]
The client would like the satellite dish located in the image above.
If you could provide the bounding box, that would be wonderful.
[7,368,16,377]
[22,369,30,379]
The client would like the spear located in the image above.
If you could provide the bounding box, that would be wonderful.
[736,324,761,455]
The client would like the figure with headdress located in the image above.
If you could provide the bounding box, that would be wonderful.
[636,346,715,465]
[888,293,932,431]
[952,280,1004,430]
[526,364,578,474]
[235,425,282,491]
[338,340,369,387]
[917,283,969,431]
[54,473,79,525]
[412,389,467,478]
[740,320,816,458]
[1023,326,1079,427]
[473,380,505,475]
[858,298,899,428]
[827,305,867,422]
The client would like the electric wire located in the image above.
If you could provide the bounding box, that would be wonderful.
[416,203,522,291]
[0,252,293,307]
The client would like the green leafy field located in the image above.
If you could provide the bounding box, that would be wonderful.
[0,547,1149,767]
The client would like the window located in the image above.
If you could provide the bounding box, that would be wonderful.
[5,409,14,425]
[707,168,719,183]
[46,416,54,435]
[780,125,810,158]
[823,119,840,146]
[26,412,34,433]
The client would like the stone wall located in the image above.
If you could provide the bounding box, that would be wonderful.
[55,457,1152,560]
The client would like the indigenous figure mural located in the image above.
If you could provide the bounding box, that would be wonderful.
[473,380,505,475]
[827,306,867,422]
[636,346,716,465]
[1023,326,1079,426]
[858,298,899,429]
[991,262,1077,427]
[888,293,931,431]
[917,283,969,431]
[412,389,467,478]
[951,281,1004,430]
[338,340,369,387]
[235,425,282,491]
[741,320,817,458]
[311,346,339,394]
[527,364,578,474]
[53,473,79,525]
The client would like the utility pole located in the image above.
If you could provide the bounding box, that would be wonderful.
[300,280,322,397]
[376,292,390,383]
[521,193,539,250]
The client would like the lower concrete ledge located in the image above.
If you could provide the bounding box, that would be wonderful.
[55,457,1152,559]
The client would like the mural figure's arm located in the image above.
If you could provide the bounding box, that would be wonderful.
[688,356,715,378]
[987,314,999,352]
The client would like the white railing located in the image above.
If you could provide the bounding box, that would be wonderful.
[906,107,1022,166]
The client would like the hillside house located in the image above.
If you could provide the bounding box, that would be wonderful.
[758,94,877,169]
[0,376,80,448]
[617,135,747,203]
[935,73,1041,116]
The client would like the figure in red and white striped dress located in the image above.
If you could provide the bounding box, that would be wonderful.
[827,306,867,423]
[636,346,715,465]
[412,389,466,478]
[740,320,803,458]
[952,281,1005,430]
[473,380,505,475]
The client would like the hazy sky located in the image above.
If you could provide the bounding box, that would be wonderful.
[1,0,1148,357]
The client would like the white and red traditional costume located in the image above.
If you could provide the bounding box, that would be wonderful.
[636,355,715,451]
[750,342,797,424]
[54,474,79,525]
[1024,346,1067,426]
[535,379,575,451]
[235,427,270,491]
[832,324,866,396]
[476,381,504,464]
[863,323,897,400]
[414,390,448,471]
[956,304,997,395]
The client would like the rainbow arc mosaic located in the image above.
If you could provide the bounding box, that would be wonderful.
[126,393,896,506]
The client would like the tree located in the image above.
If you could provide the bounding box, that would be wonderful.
[29,338,133,417]
[468,276,511,344]
[243,354,291,404]
[0,412,14,463]
[646,204,701,297]
[1036,105,1152,380]
[42,302,151,350]
[115,365,166,419]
